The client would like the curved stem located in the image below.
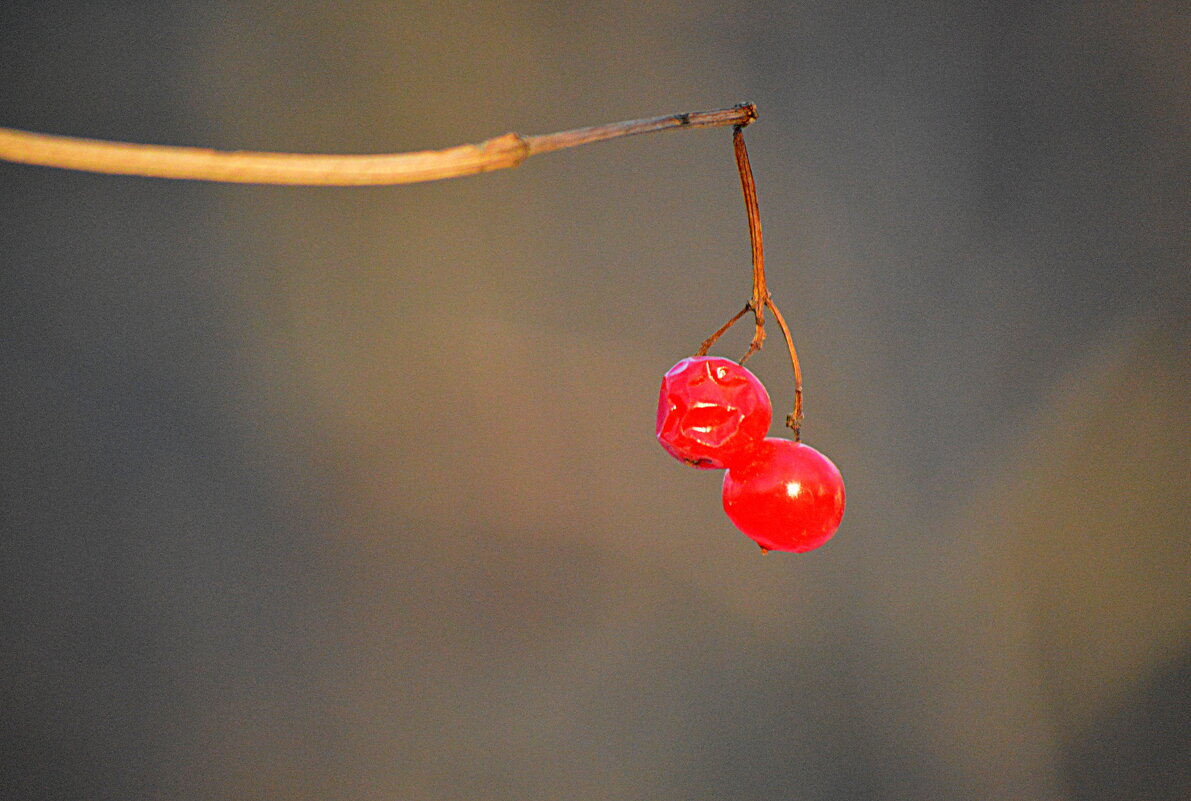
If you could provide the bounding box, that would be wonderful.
[765,298,804,440]
[0,104,756,186]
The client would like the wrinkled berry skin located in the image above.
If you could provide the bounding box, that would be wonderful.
[656,356,772,470]
[722,438,845,552]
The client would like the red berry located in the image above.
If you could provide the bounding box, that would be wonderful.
[656,356,772,469]
[721,438,845,552]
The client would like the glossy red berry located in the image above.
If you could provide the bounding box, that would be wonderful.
[721,438,845,552]
[656,356,772,469]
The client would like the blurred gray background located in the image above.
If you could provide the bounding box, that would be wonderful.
[2,2,1188,799]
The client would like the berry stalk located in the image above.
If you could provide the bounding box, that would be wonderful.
[695,126,804,440]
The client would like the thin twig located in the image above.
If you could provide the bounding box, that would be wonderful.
[695,303,751,357]
[697,125,804,437]
[525,104,756,155]
[0,104,756,186]
[732,126,768,363]
[765,298,804,440]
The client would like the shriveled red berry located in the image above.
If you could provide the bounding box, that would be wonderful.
[656,356,772,469]
[721,438,845,552]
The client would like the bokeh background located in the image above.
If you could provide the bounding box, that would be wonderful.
[2,2,1188,799]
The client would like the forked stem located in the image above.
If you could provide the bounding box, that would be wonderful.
[697,126,804,439]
